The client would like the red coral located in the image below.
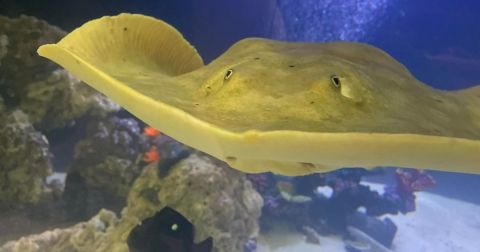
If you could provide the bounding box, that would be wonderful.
[143,146,161,163]
[395,168,436,193]
[390,168,436,213]
[143,126,161,137]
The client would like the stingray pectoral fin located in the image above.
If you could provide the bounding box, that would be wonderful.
[225,156,336,175]
[38,13,203,76]
[36,13,205,131]
[37,13,221,158]
[37,13,204,101]
[457,85,480,129]
[37,13,204,102]
[219,131,480,174]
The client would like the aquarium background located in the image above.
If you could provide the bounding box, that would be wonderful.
[0,0,479,251]
[2,0,480,89]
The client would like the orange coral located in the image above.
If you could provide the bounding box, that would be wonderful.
[143,126,161,137]
[143,146,161,163]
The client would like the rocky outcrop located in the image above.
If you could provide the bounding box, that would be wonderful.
[0,14,120,209]
[0,15,118,131]
[63,116,148,220]
[0,209,119,252]
[1,154,263,252]
[113,153,264,252]
[0,107,52,207]
[0,14,262,252]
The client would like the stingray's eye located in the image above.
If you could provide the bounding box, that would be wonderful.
[224,69,234,80]
[171,223,178,231]
[330,75,341,88]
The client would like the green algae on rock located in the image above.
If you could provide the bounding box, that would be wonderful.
[19,69,119,131]
[63,116,148,220]
[113,153,263,252]
[0,153,263,252]
[0,109,52,207]
[0,209,119,252]
[0,15,118,131]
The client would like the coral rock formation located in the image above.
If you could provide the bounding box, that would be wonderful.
[0,14,119,210]
[113,153,263,252]
[0,15,118,131]
[19,69,118,131]
[1,153,263,252]
[0,209,119,252]
[63,116,148,220]
[72,116,147,196]
[0,108,52,207]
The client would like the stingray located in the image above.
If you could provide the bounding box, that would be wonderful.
[37,14,480,176]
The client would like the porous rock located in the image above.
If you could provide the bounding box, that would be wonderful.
[63,116,148,220]
[0,15,118,131]
[0,209,119,252]
[109,153,264,252]
[0,108,52,207]
[1,153,263,252]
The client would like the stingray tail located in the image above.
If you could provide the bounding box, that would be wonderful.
[37,13,204,79]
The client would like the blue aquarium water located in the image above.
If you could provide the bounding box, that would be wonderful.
[0,1,479,252]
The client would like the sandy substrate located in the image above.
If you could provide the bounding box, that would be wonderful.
[259,183,480,252]
[1,183,479,251]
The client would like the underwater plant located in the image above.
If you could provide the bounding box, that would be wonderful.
[247,167,435,248]
[381,168,436,214]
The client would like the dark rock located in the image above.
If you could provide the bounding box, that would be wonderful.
[346,211,397,248]
[64,116,148,220]
[0,109,52,207]
[0,15,118,131]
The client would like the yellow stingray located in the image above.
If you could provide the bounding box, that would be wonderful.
[37,13,480,175]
